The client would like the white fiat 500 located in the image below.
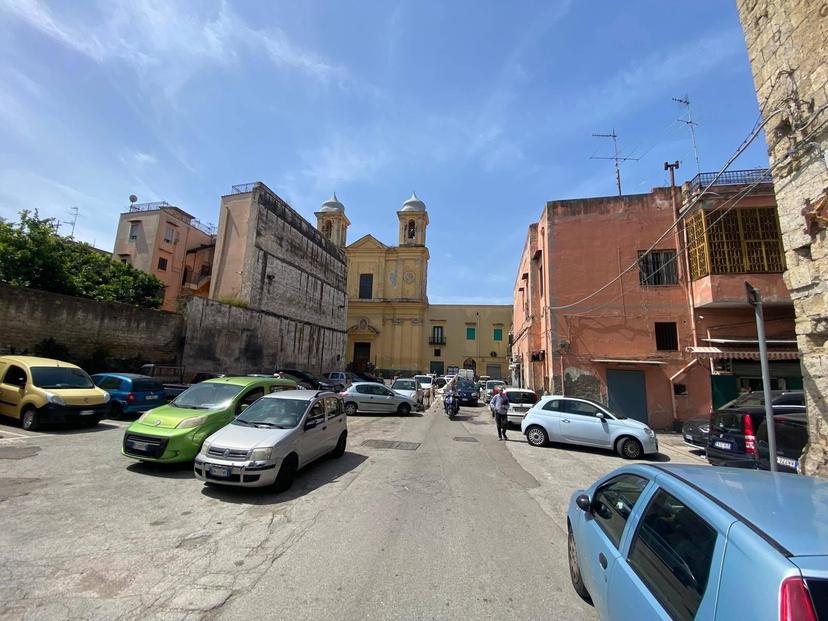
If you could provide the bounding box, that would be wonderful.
[520,396,658,459]
[194,390,346,490]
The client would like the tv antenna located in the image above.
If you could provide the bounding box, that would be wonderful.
[590,130,638,196]
[65,206,79,238]
[673,95,701,175]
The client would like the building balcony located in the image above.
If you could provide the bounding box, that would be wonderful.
[428,336,446,345]
[692,273,791,308]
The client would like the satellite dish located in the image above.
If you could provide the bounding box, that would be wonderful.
[129,194,138,204]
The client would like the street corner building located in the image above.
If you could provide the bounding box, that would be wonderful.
[315,193,512,379]
[513,172,800,429]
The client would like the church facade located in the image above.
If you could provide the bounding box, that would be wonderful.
[316,194,511,378]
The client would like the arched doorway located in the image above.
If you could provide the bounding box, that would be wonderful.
[463,358,477,373]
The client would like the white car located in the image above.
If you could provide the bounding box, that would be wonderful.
[520,395,658,459]
[391,378,423,408]
[502,388,539,426]
[194,390,346,489]
[484,380,506,403]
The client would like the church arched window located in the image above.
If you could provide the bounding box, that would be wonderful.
[407,220,416,240]
[322,221,332,239]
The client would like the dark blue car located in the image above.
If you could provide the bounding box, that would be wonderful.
[456,380,479,406]
[91,373,167,419]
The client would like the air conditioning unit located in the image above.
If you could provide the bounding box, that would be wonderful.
[711,358,733,375]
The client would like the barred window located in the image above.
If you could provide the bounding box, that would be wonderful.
[638,250,678,286]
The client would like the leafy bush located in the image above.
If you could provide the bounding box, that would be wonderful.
[0,211,164,308]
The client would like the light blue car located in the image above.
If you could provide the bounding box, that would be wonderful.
[521,395,658,459]
[567,464,828,620]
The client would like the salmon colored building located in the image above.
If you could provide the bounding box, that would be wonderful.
[512,169,800,429]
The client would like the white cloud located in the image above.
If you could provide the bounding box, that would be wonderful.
[119,149,158,169]
[299,136,391,191]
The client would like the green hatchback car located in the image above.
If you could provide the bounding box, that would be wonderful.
[122,376,295,463]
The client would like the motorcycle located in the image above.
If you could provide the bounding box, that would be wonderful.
[443,391,459,419]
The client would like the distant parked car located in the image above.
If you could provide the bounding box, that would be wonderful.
[484,380,506,403]
[194,389,346,490]
[122,376,295,463]
[414,374,433,394]
[391,378,423,408]
[275,368,335,391]
[681,415,710,449]
[502,387,538,426]
[91,373,166,419]
[0,356,111,430]
[521,396,658,460]
[756,411,808,473]
[324,372,351,391]
[341,382,417,416]
[567,464,828,621]
[706,393,806,469]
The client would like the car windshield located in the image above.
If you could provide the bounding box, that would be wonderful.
[506,391,538,404]
[393,380,417,390]
[31,367,94,389]
[457,380,475,390]
[486,381,505,389]
[234,397,310,428]
[172,383,243,409]
[414,376,431,384]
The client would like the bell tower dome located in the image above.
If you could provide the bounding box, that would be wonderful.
[315,193,350,248]
[397,192,429,246]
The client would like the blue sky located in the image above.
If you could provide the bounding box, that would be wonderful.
[0,1,769,304]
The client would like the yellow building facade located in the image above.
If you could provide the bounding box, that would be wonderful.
[316,194,512,378]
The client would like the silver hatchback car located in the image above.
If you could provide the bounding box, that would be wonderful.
[194,390,346,490]
[341,382,417,416]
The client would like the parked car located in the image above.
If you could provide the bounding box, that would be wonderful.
[502,388,539,426]
[0,356,111,430]
[274,368,335,391]
[91,373,167,419]
[391,378,423,408]
[414,374,433,393]
[567,464,828,620]
[484,380,506,403]
[455,379,479,406]
[681,415,710,449]
[707,394,806,469]
[194,390,346,489]
[757,411,808,473]
[521,396,658,459]
[340,382,417,416]
[324,371,352,391]
[720,389,805,410]
[122,376,295,463]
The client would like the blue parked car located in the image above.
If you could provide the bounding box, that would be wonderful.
[91,373,167,419]
[567,464,828,620]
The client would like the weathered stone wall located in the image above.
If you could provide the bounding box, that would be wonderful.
[737,1,828,474]
[0,283,183,364]
[181,296,346,375]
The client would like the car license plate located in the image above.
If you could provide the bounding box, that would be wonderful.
[80,410,95,416]
[209,466,230,478]
[146,395,158,400]
[130,440,150,451]
[777,456,798,469]
[713,441,732,450]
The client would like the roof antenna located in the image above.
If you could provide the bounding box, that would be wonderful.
[590,130,639,196]
[674,95,701,175]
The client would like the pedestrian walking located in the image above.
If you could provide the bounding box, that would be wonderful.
[491,388,510,440]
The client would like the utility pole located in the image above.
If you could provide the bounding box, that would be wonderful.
[674,96,701,175]
[746,282,778,472]
[591,130,639,196]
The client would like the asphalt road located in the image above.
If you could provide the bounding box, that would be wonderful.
[0,401,699,620]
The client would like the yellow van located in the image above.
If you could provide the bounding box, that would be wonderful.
[0,356,111,431]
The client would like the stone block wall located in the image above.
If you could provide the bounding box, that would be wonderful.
[737,0,828,474]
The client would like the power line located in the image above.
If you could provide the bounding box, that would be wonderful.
[590,130,639,196]
[673,95,701,175]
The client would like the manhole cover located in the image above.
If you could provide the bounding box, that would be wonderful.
[362,439,421,451]
[453,437,479,443]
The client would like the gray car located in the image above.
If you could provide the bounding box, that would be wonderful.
[194,390,347,489]
[342,382,417,416]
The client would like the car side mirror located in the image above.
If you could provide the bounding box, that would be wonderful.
[305,418,318,430]
[240,403,249,412]
[576,494,592,512]
[596,412,605,420]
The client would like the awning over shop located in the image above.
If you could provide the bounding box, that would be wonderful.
[687,346,800,360]
[591,358,667,366]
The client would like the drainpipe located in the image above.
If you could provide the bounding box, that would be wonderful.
[669,359,698,427]
[666,162,699,349]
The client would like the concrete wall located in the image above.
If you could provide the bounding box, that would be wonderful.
[181,296,345,375]
[737,0,828,476]
[0,283,183,364]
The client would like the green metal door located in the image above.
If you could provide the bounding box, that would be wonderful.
[606,369,648,423]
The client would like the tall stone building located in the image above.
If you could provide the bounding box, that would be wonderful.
[737,1,828,475]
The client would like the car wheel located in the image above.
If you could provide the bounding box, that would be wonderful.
[274,454,298,492]
[617,436,643,460]
[526,425,548,447]
[109,402,124,420]
[568,526,592,603]
[344,402,358,416]
[398,403,411,416]
[21,407,39,431]
[332,432,347,458]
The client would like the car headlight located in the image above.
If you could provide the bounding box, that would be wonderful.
[45,393,66,406]
[102,392,111,403]
[201,438,213,452]
[177,415,207,429]
[644,428,655,437]
[250,447,272,461]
